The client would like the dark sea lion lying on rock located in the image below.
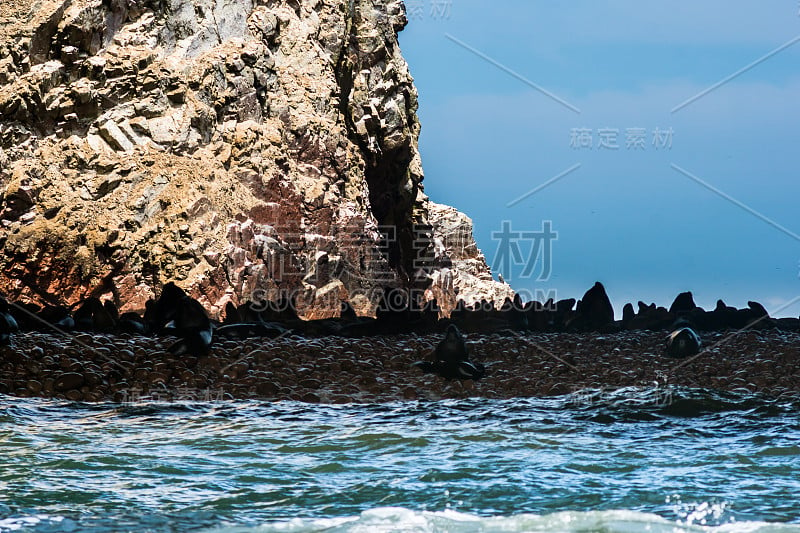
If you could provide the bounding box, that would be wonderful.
[215,298,292,339]
[665,323,702,359]
[414,324,486,380]
[336,301,382,337]
[36,305,75,332]
[149,283,213,356]
[118,312,148,335]
[215,322,288,340]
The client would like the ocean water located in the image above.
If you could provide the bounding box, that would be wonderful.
[0,388,799,532]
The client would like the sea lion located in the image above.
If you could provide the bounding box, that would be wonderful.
[0,296,19,345]
[73,297,116,332]
[631,302,672,331]
[340,301,358,322]
[166,296,213,356]
[149,283,213,355]
[501,294,529,331]
[570,282,614,331]
[261,294,299,324]
[37,305,75,331]
[669,291,697,315]
[622,303,635,328]
[118,312,148,335]
[527,299,555,332]
[414,324,486,380]
[437,323,469,360]
[103,300,120,323]
[214,322,288,340]
[376,288,411,334]
[746,301,771,328]
[7,301,42,331]
[148,282,188,332]
[665,326,701,359]
[552,298,577,330]
[337,300,382,337]
[223,302,241,325]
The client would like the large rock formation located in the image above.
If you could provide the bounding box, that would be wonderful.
[0,0,510,318]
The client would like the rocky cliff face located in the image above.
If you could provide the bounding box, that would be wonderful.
[0,0,510,318]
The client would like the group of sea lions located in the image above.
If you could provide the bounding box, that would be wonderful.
[410,319,703,381]
[0,280,791,382]
[412,319,703,381]
[0,283,215,355]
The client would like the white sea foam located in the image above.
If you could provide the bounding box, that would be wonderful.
[0,514,69,532]
[201,507,800,533]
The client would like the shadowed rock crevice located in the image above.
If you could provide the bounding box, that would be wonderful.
[334,0,422,284]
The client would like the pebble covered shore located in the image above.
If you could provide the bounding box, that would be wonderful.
[2,329,799,403]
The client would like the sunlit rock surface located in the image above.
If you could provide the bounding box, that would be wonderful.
[0,0,508,318]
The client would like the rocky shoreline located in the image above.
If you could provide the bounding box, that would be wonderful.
[2,280,799,403]
[2,328,799,404]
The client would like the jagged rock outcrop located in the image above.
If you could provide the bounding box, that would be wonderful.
[0,0,507,318]
[426,203,513,312]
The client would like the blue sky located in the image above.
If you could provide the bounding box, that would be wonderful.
[399,1,800,317]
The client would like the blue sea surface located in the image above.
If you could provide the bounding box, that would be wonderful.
[0,388,799,532]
